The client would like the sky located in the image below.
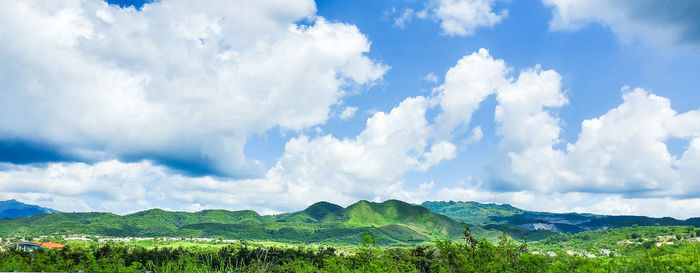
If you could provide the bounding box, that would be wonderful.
[1,0,699,218]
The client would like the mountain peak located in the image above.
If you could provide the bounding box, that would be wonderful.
[302,201,343,221]
[0,199,58,218]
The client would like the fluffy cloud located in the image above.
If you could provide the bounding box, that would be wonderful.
[434,0,507,36]
[339,106,358,120]
[542,0,700,47]
[251,96,456,210]
[0,0,386,177]
[392,0,506,36]
[0,160,164,213]
[2,37,699,219]
[433,48,508,137]
[562,89,700,196]
[430,49,700,218]
[393,8,416,29]
[424,48,700,200]
[0,96,455,213]
[490,87,700,197]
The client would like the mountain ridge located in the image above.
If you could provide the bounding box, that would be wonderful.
[421,200,700,240]
[0,199,59,218]
[1,199,697,245]
[0,199,469,245]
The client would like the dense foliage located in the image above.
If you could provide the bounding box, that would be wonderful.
[530,226,700,254]
[2,228,699,273]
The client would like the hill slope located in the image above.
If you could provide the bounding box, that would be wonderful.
[422,201,700,241]
[0,200,467,245]
[0,199,58,218]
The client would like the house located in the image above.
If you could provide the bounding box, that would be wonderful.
[34,241,65,250]
[656,241,674,247]
[12,241,65,251]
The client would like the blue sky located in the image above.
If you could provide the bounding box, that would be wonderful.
[1,0,699,218]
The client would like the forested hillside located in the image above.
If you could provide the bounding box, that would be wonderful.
[422,201,700,241]
[0,200,478,245]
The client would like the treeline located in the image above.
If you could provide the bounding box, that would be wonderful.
[1,232,699,272]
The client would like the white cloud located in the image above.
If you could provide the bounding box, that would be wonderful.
[436,50,700,198]
[0,96,457,214]
[339,106,358,120]
[393,8,415,29]
[491,87,700,197]
[0,160,164,213]
[2,40,698,220]
[434,0,508,36]
[394,0,506,35]
[433,48,509,137]
[489,65,570,192]
[562,89,700,196]
[423,72,439,83]
[0,0,387,177]
[542,0,700,47]
[425,49,700,218]
[463,126,483,146]
[423,48,700,200]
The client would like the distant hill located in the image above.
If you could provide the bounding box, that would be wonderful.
[421,201,700,241]
[422,201,524,226]
[0,199,58,218]
[528,225,700,255]
[0,200,473,245]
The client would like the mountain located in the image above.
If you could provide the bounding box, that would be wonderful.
[0,200,470,245]
[0,199,59,218]
[422,201,700,241]
[422,201,524,226]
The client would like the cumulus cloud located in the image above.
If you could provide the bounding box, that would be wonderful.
[562,89,700,196]
[0,96,457,213]
[393,8,416,29]
[393,0,506,36]
[423,72,439,83]
[428,49,700,218]
[339,106,358,120]
[434,0,508,36]
[433,48,509,137]
[463,126,483,146]
[487,87,700,198]
[0,0,386,177]
[0,160,164,213]
[420,48,700,201]
[2,37,698,219]
[542,0,700,47]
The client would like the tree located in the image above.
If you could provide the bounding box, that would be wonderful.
[462,225,477,248]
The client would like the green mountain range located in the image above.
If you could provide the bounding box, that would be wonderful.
[1,199,697,245]
[0,200,474,245]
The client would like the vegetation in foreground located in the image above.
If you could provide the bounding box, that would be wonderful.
[2,227,700,273]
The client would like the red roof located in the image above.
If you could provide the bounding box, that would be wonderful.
[33,241,65,249]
